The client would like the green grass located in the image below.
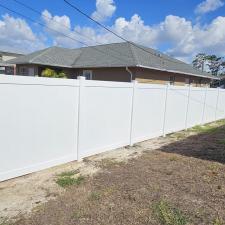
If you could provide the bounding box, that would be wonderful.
[56,171,84,188]
[189,124,219,134]
[153,200,188,225]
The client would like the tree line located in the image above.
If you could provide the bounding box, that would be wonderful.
[192,54,225,76]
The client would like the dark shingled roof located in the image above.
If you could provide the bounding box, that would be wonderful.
[9,42,217,79]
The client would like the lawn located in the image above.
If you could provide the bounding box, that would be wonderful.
[5,121,225,225]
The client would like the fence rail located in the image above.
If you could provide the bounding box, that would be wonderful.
[0,75,225,182]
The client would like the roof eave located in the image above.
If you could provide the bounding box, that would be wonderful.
[136,65,219,80]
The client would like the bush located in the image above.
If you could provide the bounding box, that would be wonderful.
[41,68,67,78]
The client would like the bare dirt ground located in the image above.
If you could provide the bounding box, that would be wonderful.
[1,120,225,225]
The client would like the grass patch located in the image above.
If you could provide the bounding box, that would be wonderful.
[56,173,84,188]
[189,124,219,134]
[57,170,78,177]
[213,217,225,225]
[218,139,225,145]
[153,200,188,225]
[98,158,124,169]
[88,191,101,201]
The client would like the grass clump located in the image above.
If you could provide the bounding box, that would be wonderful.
[153,200,188,225]
[88,191,101,201]
[56,170,84,188]
[218,139,225,145]
[213,217,225,225]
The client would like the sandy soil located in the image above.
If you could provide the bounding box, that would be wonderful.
[0,134,174,222]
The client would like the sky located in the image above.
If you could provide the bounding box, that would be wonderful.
[0,0,225,62]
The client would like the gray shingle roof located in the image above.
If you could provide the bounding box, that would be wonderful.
[8,42,217,79]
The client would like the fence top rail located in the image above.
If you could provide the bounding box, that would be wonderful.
[82,79,133,88]
[0,75,79,87]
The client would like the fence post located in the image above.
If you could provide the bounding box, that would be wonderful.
[77,76,86,161]
[185,84,191,130]
[162,83,170,137]
[129,80,138,146]
[201,86,208,125]
[215,88,220,121]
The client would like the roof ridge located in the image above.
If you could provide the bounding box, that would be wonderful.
[127,42,139,65]
[29,47,55,63]
[71,49,83,67]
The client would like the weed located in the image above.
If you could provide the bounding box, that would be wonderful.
[57,170,78,177]
[213,217,225,225]
[153,200,188,225]
[98,158,124,169]
[169,156,179,161]
[71,210,84,220]
[88,191,101,201]
[56,175,84,188]
[218,139,225,145]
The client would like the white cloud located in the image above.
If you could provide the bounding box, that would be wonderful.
[41,9,225,63]
[195,0,224,14]
[91,0,116,22]
[0,14,45,53]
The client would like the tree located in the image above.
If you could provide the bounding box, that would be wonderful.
[205,55,224,76]
[192,54,225,76]
[192,53,206,72]
[41,68,67,78]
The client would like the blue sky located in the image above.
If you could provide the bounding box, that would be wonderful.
[0,0,225,62]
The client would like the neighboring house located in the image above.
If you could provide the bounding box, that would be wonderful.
[9,42,218,86]
[0,51,24,75]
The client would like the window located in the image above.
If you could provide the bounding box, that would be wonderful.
[169,75,175,85]
[0,55,2,61]
[83,70,92,80]
[20,67,28,76]
[185,78,190,85]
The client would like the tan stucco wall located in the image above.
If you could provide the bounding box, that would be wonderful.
[15,64,211,86]
[134,67,211,87]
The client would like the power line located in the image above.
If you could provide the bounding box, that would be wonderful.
[0,2,133,65]
[63,0,187,66]
[12,0,131,59]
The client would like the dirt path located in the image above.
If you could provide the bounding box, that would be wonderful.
[1,120,225,225]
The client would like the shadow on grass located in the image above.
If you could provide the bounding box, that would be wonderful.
[159,124,225,164]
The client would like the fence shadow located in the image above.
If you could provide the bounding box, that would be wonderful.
[158,125,225,164]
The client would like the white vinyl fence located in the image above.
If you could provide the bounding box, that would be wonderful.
[0,75,225,182]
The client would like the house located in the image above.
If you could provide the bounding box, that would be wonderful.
[0,50,24,75]
[8,42,218,86]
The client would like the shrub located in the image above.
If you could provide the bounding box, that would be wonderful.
[41,68,67,78]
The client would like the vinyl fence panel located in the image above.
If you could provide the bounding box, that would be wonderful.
[186,87,205,128]
[0,75,225,182]
[216,89,225,120]
[78,80,133,159]
[132,84,166,142]
[0,76,79,181]
[164,86,189,134]
[203,88,218,123]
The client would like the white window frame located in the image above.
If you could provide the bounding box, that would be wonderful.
[83,70,92,80]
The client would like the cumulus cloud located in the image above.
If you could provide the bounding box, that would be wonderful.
[0,14,45,53]
[91,0,116,22]
[195,0,224,14]
[41,9,225,63]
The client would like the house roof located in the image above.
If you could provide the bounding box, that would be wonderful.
[8,42,217,80]
[0,50,24,57]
